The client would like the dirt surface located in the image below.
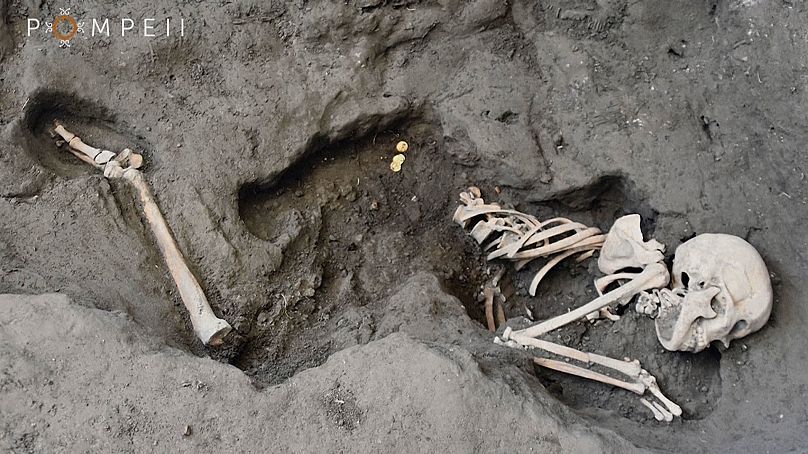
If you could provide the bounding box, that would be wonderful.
[1,0,807,452]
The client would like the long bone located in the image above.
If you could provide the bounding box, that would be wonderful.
[533,358,646,395]
[496,327,681,419]
[584,271,643,321]
[509,262,669,339]
[52,122,232,346]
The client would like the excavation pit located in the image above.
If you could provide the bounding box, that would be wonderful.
[234,120,492,386]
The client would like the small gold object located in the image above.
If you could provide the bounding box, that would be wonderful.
[396,140,409,153]
[390,153,405,172]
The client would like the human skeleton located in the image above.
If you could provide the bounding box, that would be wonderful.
[455,188,773,421]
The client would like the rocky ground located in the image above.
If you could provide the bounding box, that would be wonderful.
[1,0,807,452]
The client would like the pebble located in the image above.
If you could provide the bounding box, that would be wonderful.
[183,425,192,436]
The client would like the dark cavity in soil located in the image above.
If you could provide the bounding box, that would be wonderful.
[234,119,490,387]
[20,90,151,178]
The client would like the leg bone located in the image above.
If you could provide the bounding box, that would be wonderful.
[533,357,646,395]
[53,123,231,346]
[122,168,232,346]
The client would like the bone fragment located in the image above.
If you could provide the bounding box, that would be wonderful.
[481,268,506,332]
[528,244,601,296]
[585,271,641,320]
[576,249,596,262]
[493,221,587,259]
[595,272,639,296]
[495,300,506,325]
[483,287,496,332]
[491,228,603,261]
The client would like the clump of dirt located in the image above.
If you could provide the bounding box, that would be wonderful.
[233,118,491,386]
[321,383,362,431]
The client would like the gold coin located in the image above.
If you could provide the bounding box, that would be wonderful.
[396,141,409,153]
[390,153,405,172]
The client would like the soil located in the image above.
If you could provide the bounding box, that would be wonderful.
[1,0,807,452]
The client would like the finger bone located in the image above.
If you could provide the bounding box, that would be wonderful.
[639,370,682,416]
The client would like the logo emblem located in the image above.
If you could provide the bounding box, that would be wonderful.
[45,8,84,48]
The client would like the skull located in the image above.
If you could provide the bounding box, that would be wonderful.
[654,234,773,352]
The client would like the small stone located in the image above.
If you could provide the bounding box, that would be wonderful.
[700,386,708,393]
[183,425,192,436]
[302,288,315,298]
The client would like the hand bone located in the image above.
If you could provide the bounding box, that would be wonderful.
[635,290,661,317]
